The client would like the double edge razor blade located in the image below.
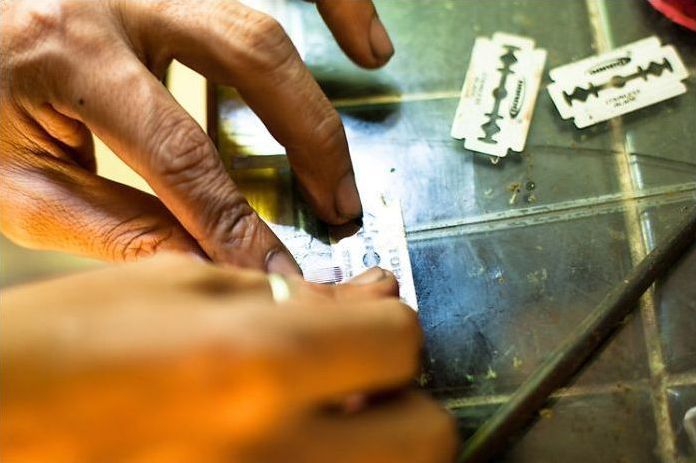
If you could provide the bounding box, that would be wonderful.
[271,191,419,311]
[451,32,547,158]
[547,36,689,128]
[329,191,418,311]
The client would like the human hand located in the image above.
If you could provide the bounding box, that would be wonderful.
[1,254,457,463]
[0,0,394,273]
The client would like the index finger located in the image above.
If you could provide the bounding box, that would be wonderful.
[46,47,300,273]
[308,0,395,69]
[122,0,363,225]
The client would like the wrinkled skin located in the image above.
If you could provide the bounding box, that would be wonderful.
[0,0,396,274]
[0,3,458,461]
[1,255,458,463]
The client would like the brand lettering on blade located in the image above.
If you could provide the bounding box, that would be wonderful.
[509,78,526,118]
[587,56,631,75]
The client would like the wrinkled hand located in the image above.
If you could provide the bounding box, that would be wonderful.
[0,0,394,273]
[1,255,457,463]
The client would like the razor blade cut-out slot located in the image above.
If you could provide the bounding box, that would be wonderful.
[563,58,676,105]
[478,45,520,145]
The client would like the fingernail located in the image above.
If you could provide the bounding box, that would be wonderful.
[348,267,386,285]
[336,172,363,220]
[266,250,302,276]
[369,15,394,62]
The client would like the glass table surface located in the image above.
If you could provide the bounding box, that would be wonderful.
[212,1,696,461]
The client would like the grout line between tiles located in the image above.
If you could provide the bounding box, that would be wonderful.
[443,394,511,409]
[640,292,678,462]
[407,183,696,240]
[586,0,678,461]
[666,372,696,388]
[443,378,652,410]
[332,90,461,108]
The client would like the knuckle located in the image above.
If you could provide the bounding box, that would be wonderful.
[233,10,295,74]
[246,11,286,42]
[99,218,176,261]
[200,198,259,257]
[2,0,114,85]
[6,0,64,48]
[294,110,346,158]
[2,0,66,74]
[150,113,218,186]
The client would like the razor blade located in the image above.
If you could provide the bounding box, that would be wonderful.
[451,32,547,158]
[269,192,419,311]
[547,36,689,128]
